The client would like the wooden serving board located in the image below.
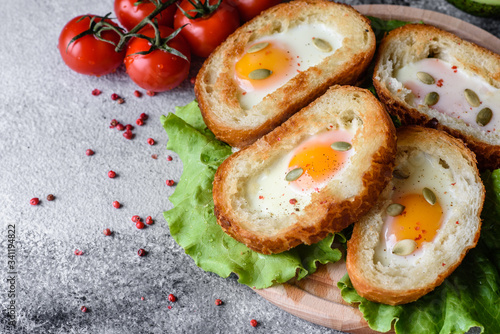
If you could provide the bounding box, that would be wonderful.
[254,6,500,333]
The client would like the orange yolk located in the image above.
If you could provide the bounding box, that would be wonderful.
[387,193,443,249]
[235,41,293,91]
[287,131,352,190]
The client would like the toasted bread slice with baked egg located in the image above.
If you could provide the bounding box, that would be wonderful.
[195,0,376,148]
[213,85,396,254]
[373,24,500,170]
[346,126,484,306]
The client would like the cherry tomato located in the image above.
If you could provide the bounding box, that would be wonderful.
[58,15,125,76]
[114,0,177,31]
[174,0,240,58]
[227,0,282,22]
[124,26,191,92]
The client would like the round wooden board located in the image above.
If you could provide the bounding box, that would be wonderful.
[254,5,500,333]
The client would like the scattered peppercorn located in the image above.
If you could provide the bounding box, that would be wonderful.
[215,299,222,306]
[134,90,142,98]
[108,170,116,178]
[74,249,84,256]
[46,194,55,201]
[132,215,140,222]
[117,98,125,104]
[116,123,125,131]
[137,248,147,257]
[250,319,258,327]
[145,216,153,225]
[111,93,119,100]
[167,155,173,161]
[151,154,158,160]
[289,198,297,205]
[86,149,95,156]
[103,228,112,236]
[136,221,145,229]
[110,119,118,128]
[30,197,40,206]
[136,119,144,126]
[147,138,155,145]
[112,201,121,209]
[81,306,88,313]
[139,113,148,120]
[123,130,134,140]
[125,124,134,131]
[92,89,101,96]
[166,180,175,186]
[168,294,177,302]
[146,90,155,96]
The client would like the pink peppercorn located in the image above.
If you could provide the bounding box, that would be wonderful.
[138,248,146,257]
[131,215,140,222]
[108,170,116,178]
[250,319,258,327]
[147,138,155,146]
[146,90,155,96]
[145,216,153,225]
[74,249,84,256]
[92,89,101,96]
[117,98,125,104]
[30,197,39,206]
[136,221,145,229]
[139,113,148,120]
[166,180,175,186]
[151,154,158,160]
[125,124,134,131]
[167,155,173,161]
[123,131,134,140]
[289,198,297,205]
[81,306,88,313]
[110,119,118,128]
[134,90,142,98]
[116,123,125,131]
[112,201,121,209]
[168,294,177,302]
[215,299,222,306]
[111,93,119,100]
[86,149,94,156]
[136,119,144,126]
[103,228,112,236]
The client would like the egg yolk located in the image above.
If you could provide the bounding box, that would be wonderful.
[235,41,293,91]
[387,193,443,249]
[287,131,352,190]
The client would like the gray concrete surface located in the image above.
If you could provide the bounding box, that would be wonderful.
[0,1,498,333]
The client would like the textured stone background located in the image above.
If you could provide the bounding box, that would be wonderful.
[0,1,498,333]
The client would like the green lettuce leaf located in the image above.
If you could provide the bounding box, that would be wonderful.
[338,170,500,333]
[161,101,343,289]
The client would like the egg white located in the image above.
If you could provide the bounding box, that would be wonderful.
[236,23,344,110]
[374,150,456,266]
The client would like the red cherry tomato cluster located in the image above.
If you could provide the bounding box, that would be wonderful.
[58,0,282,92]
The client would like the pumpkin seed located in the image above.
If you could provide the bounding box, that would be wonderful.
[423,187,436,205]
[285,168,303,182]
[312,38,332,52]
[476,108,493,126]
[247,42,269,54]
[392,239,417,256]
[248,69,272,80]
[464,89,480,107]
[393,169,410,179]
[424,92,439,106]
[386,203,405,216]
[416,71,435,85]
[330,141,352,151]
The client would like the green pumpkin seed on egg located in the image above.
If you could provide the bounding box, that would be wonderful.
[423,187,437,205]
[330,141,352,151]
[312,38,332,53]
[247,42,269,54]
[464,89,481,107]
[424,92,439,106]
[386,203,405,216]
[248,69,272,80]
[392,239,417,256]
[416,71,435,85]
[476,108,493,126]
[285,168,304,182]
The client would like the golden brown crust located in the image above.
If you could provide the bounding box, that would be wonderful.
[195,0,376,148]
[346,126,484,305]
[373,24,500,170]
[213,86,397,254]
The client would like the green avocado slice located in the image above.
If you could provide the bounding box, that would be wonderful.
[446,0,500,17]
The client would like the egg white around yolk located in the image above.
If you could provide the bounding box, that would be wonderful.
[234,23,343,110]
[244,129,354,218]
